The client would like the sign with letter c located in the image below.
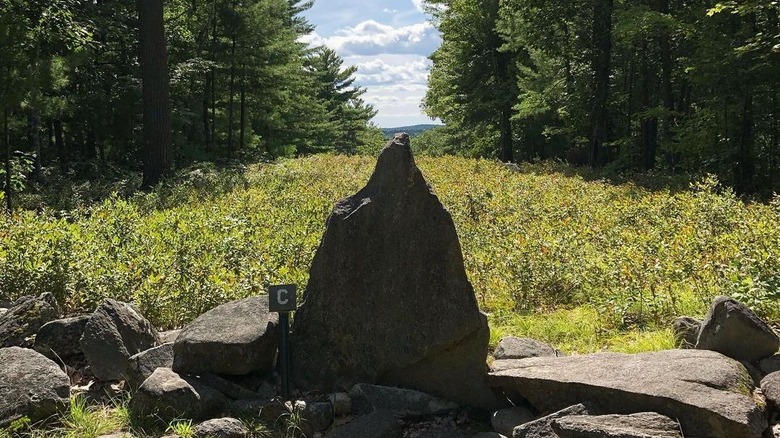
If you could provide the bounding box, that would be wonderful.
[269,284,297,312]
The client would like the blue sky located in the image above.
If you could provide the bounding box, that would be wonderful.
[301,0,442,128]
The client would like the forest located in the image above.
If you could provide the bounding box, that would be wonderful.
[0,0,381,211]
[422,0,780,197]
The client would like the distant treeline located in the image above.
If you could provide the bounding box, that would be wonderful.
[381,124,442,139]
[423,0,780,196]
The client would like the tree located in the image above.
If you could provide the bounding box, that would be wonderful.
[423,0,517,162]
[304,47,377,154]
[138,0,172,189]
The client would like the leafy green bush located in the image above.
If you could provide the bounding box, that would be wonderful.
[2,156,779,351]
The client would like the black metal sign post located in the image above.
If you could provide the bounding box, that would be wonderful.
[269,284,297,399]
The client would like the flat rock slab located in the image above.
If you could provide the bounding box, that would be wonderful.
[173,296,278,376]
[493,337,563,361]
[292,134,494,408]
[489,349,766,438]
[0,347,70,427]
[81,299,161,381]
[551,412,682,438]
[349,383,459,418]
[328,410,402,438]
[513,404,590,438]
[696,296,780,362]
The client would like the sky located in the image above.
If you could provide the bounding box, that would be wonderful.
[300,0,442,128]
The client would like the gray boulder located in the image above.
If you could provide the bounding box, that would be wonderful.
[331,392,352,416]
[0,347,70,427]
[491,407,534,437]
[173,296,278,376]
[513,404,590,438]
[696,296,780,362]
[672,316,701,349]
[493,337,563,360]
[761,371,780,409]
[292,134,495,409]
[759,355,780,376]
[490,349,766,438]
[193,417,248,438]
[0,292,60,348]
[80,299,161,381]
[34,315,89,362]
[551,412,682,438]
[300,401,335,434]
[327,409,402,438]
[349,383,459,418]
[130,367,228,426]
[125,342,174,390]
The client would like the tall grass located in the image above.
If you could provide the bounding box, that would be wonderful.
[2,156,779,351]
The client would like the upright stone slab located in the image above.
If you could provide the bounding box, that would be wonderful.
[292,134,494,408]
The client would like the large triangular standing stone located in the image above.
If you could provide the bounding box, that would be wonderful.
[291,134,495,408]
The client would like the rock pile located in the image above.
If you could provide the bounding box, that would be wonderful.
[2,135,780,438]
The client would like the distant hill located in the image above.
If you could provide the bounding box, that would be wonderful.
[381,124,442,138]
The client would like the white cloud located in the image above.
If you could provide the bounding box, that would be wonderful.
[411,0,424,12]
[300,20,440,57]
[382,8,398,13]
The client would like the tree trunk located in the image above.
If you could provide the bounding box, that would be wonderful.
[203,74,211,152]
[640,43,658,170]
[28,110,42,182]
[209,0,217,152]
[736,92,754,194]
[4,108,11,213]
[239,66,246,150]
[54,119,66,174]
[138,0,173,189]
[499,103,513,162]
[589,0,614,167]
[227,34,236,158]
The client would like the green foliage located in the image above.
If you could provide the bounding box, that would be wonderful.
[2,157,779,352]
[60,395,128,438]
[166,420,195,438]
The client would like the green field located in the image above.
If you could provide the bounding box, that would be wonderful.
[2,155,779,353]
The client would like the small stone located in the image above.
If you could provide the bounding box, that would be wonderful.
[330,392,352,416]
[193,417,248,438]
[301,401,335,434]
[761,371,780,409]
[129,367,228,427]
[125,343,174,390]
[672,316,701,349]
[491,407,534,437]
